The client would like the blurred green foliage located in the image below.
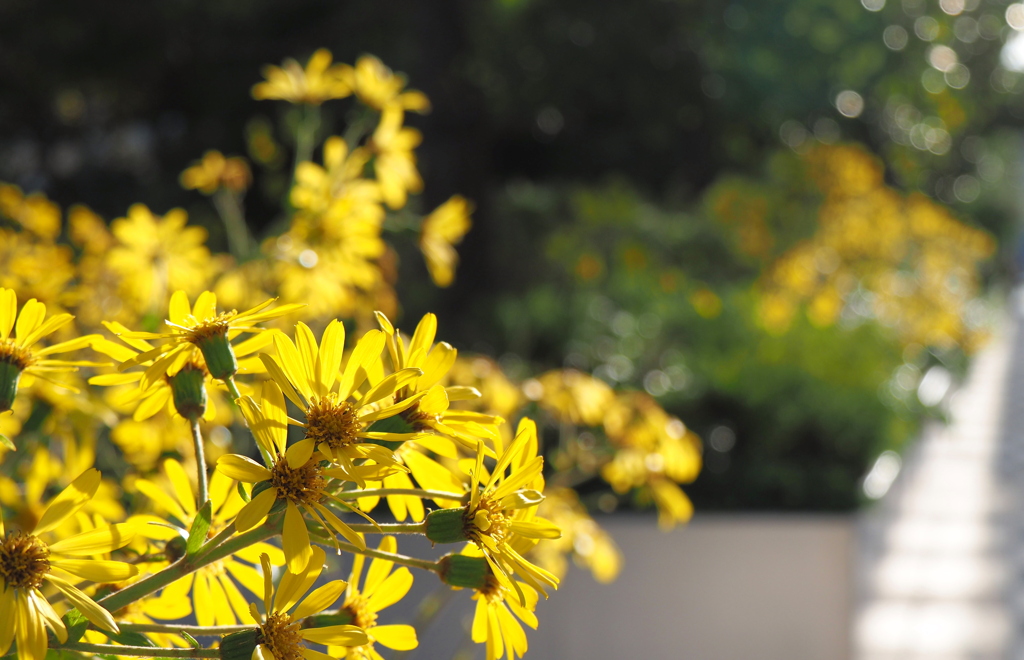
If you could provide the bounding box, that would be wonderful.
[2,0,1020,509]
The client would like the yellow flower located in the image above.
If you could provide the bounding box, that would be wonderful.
[219,380,396,571]
[115,290,302,381]
[252,48,352,105]
[529,488,621,584]
[133,458,285,626]
[180,150,252,194]
[419,196,473,288]
[332,536,418,660]
[528,369,615,427]
[374,312,503,453]
[249,546,368,658]
[0,468,137,660]
[260,321,432,470]
[342,55,430,113]
[0,288,99,414]
[471,572,538,660]
[105,204,217,312]
[369,107,423,210]
[428,419,560,603]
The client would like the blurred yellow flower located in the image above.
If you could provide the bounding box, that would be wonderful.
[342,55,430,113]
[252,48,352,105]
[420,195,473,287]
[369,106,423,210]
[180,150,251,194]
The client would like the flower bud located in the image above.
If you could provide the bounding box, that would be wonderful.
[424,508,469,544]
[0,359,22,413]
[219,629,258,660]
[170,363,208,421]
[195,330,237,380]
[438,554,490,590]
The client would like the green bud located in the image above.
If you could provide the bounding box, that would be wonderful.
[438,554,490,590]
[220,629,259,660]
[0,359,22,414]
[170,364,208,421]
[424,508,469,544]
[195,331,237,380]
[163,536,188,563]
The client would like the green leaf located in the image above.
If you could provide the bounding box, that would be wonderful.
[61,609,89,644]
[0,433,13,451]
[237,481,251,503]
[186,500,213,557]
[367,414,415,435]
[180,631,201,649]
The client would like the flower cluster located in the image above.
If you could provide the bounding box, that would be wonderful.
[0,49,702,660]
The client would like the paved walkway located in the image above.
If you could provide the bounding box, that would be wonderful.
[854,296,1024,659]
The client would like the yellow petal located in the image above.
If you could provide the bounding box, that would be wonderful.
[169,290,191,326]
[371,624,418,651]
[34,468,102,534]
[317,320,346,395]
[417,342,456,391]
[291,580,347,620]
[272,332,313,402]
[15,590,47,660]
[13,299,45,345]
[294,322,320,396]
[234,486,278,532]
[275,545,325,613]
[283,502,313,572]
[49,558,139,582]
[365,567,413,614]
[193,572,215,627]
[216,454,272,483]
[193,290,218,320]
[286,438,315,470]
[46,573,119,634]
[47,523,135,555]
[135,478,190,522]
[300,625,368,647]
[408,314,437,364]
[364,536,397,596]
[337,330,385,399]
[0,586,14,654]
[0,288,15,342]
[164,458,197,516]
[259,354,306,410]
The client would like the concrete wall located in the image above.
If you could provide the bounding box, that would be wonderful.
[526,515,855,660]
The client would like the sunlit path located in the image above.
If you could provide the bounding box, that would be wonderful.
[854,296,1021,659]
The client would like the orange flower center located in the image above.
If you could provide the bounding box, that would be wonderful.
[0,532,50,590]
[270,454,326,507]
[305,397,361,451]
[342,592,378,630]
[0,340,33,371]
[465,497,510,547]
[258,612,305,660]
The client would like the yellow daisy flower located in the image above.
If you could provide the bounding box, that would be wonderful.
[341,55,430,113]
[133,458,285,627]
[180,150,252,194]
[375,312,503,453]
[425,419,560,603]
[0,468,137,660]
[471,573,539,660]
[260,321,432,471]
[0,287,99,414]
[368,107,422,210]
[331,536,418,660]
[248,546,368,659]
[252,48,352,105]
[116,289,302,381]
[218,381,398,571]
[419,195,473,288]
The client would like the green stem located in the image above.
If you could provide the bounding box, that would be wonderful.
[190,419,209,507]
[212,189,253,260]
[224,375,243,402]
[344,521,426,534]
[293,104,320,174]
[117,622,254,637]
[197,522,236,558]
[57,642,219,658]
[334,488,467,502]
[308,529,439,573]
[98,515,282,614]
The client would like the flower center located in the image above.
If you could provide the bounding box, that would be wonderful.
[181,314,233,345]
[342,592,378,630]
[400,405,437,432]
[0,532,50,590]
[478,574,504,602]
[258,612,305,660]
[0,340,33,371]
[270,455,326,507]
[465,497,510,546]
[305,397,361,450]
